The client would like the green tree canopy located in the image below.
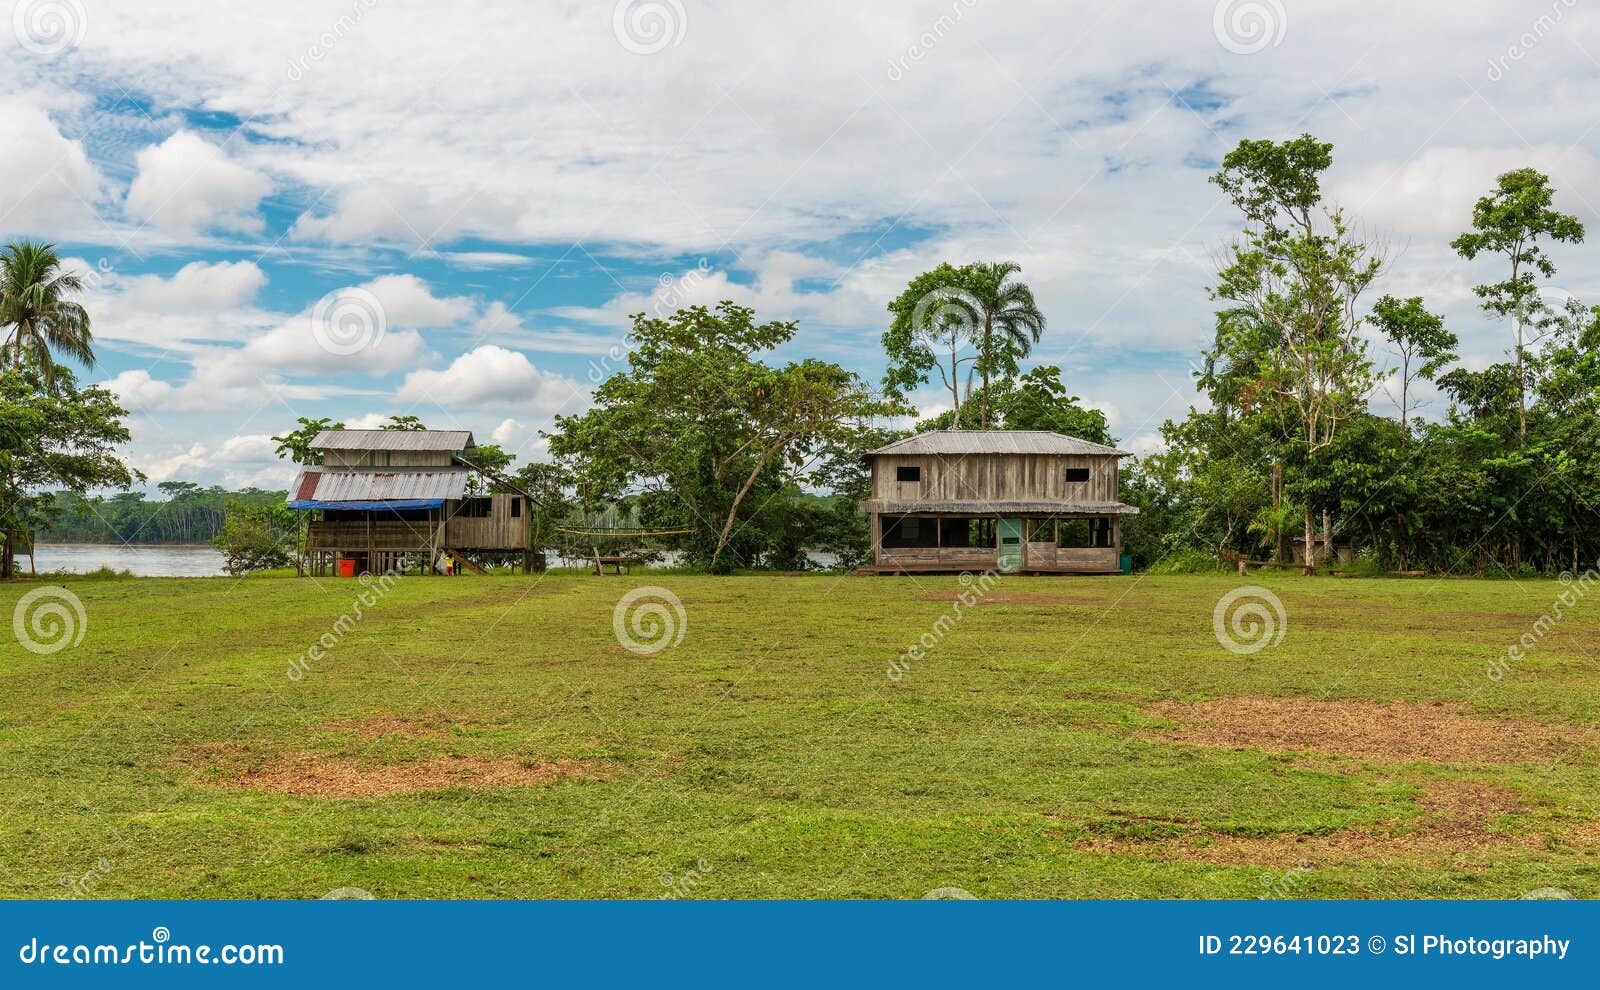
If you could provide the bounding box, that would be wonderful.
[550,302,901,572]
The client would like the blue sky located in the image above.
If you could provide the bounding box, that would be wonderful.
[3,0,1598,490]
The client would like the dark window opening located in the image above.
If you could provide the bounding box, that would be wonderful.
[895,465,922,482]
[938,517,996,548]
[1065,467,1090,483]
[881,515,939,548]
[510,498,523,518]
[456,497,493,518]
[1058,518,1114,548]
[1027,519,1056,543]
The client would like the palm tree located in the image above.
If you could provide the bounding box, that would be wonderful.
[964,262,1045,428]
[1,240,95,386]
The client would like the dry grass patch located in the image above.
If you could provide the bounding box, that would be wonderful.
[188,746,603,798]
[322,712,490,740]
[1146,695,1591,765]
[1076,779,1539,868]
[920,592,1126,607]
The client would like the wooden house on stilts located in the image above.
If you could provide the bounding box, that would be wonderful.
[288,429,536,576]
[858,430,1139,575]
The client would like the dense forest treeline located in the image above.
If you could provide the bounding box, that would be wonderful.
[36,485,287,545]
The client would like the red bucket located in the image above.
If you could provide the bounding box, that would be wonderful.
[337,558,357,578]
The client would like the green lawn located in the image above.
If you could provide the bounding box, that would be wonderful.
[2,570,1599,899]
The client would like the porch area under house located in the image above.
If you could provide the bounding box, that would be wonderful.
[860,511,1129,575]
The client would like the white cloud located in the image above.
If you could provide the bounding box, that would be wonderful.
[396,345,582,413]
[77,259,274,354]
[0,98,102,235]
[1335,145,1600,241]
[98,369,177,412]
[239,274,470,375]
[125,131,270,234]
[363,273,474,327]
[117,259,267,313]
[140,433,291,488]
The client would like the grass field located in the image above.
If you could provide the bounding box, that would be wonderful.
[2,569,1599,899]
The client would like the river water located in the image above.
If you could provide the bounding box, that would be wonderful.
[29,544,228,577]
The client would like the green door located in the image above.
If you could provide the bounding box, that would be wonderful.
[997,519,1023,572]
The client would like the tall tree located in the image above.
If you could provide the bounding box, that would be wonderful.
[1210,135,1385,573]
[964,261,1046,428]
[1370,294,1456,427]
[1451,168,1585,442]
[550,302,901,573]
[0,241,95,388]
[882,263,979,424]
[1,366,138,578]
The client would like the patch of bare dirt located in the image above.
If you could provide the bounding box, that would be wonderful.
[1145,695,1591,765]
[322,713,488,740]
[1076,779,1540,868]
[189,746,603,798]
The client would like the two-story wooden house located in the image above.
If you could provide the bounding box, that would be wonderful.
[858,430,1138,574]
[288,429,534,576]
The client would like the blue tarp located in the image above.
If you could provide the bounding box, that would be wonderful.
[287,499,445,510]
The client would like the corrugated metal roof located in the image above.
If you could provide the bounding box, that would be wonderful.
[866,430,1131,457]
[310,429,476,452]
[860,499,1140,515]
[288,469,469,503]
